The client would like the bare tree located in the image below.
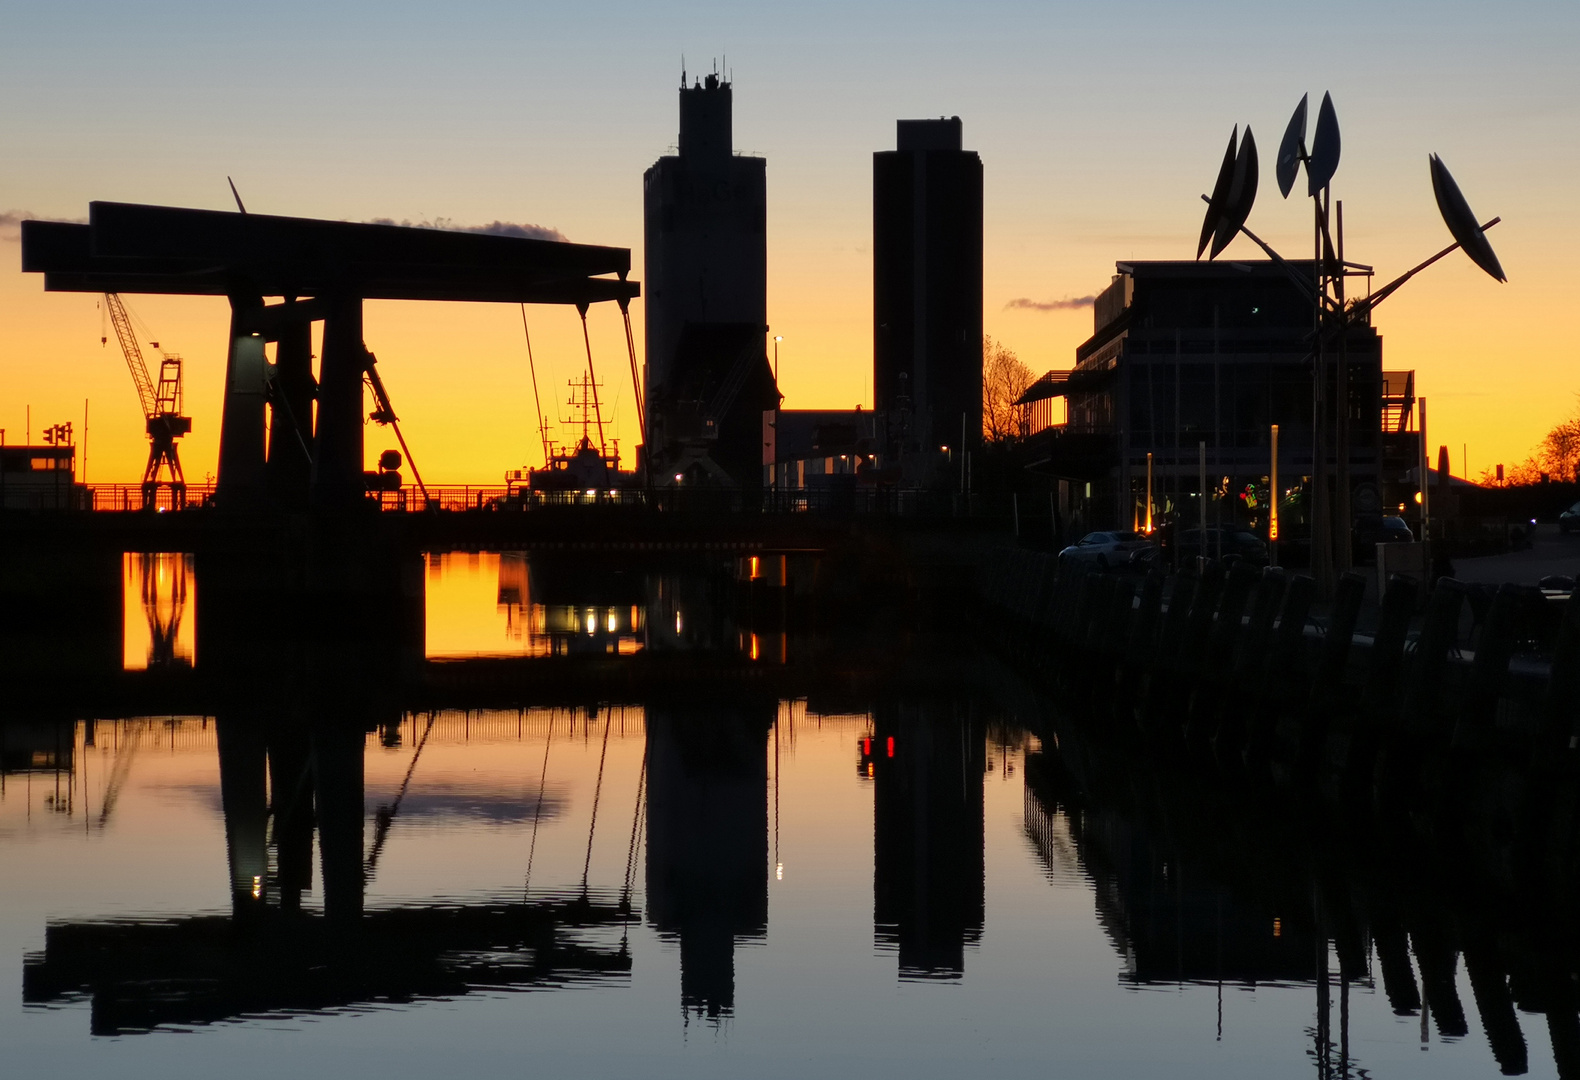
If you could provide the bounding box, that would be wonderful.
[982,335,1035,443]
[1481,396,1580,485]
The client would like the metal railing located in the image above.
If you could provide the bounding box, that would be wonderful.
[55,481,1018,521]
[80,484,215,512]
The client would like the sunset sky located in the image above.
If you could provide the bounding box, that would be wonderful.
[2,0,1575,484]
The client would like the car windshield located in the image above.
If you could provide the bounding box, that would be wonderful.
[1112,531,1145,542]
[1079,533,1109,545]
[1568,503,1580,514]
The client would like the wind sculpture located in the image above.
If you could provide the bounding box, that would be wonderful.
[1194,92,1505,590]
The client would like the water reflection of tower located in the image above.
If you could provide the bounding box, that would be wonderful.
[645,701,772,1019]
[862,703,984,980]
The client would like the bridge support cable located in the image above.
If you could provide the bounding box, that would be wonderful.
[364,353,432,507]
[523,713,554,899]
[519,304,552,468]
[618,300,646,451]
[364,712,435,884]
[97,721,143,829]
[619,747,648,945]
[575,303,608,456]
[263,369,314,465]
[580,708,613,899]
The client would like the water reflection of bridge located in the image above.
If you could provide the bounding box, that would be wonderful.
[24,894,636,1034]
[8,688,993,1032]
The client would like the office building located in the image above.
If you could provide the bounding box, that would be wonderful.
[873,118,983,465]
[1018,260,1418,549]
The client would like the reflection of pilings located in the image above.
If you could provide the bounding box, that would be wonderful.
[1463,931,1528,1076]
[1373,920,1422,1015]
[311,296,366,509]
[1414,930,1470,1038]
[872,702,984,980]
[312,724,366,927]
[645,701,771,1019]
[215,714,269,919]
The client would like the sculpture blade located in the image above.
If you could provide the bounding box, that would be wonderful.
[1197,126,1238,260]
[1211,126,1258,258]
[1306,91,1340,196]
[1276,93,1307,199]
[1430,154,1506,282]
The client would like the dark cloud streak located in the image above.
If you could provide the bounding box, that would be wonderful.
[0,210,87,241]
[367,216,568,243]
[1004,295,1097,312]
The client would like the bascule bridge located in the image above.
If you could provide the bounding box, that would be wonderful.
[21,203,640,509]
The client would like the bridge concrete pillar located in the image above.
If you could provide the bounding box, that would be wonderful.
[266,306,317,510]
[215,298,269,507]
[215,713,270,921]
[311,295,366,510]
[267,719,315,913]
[312,722,366,928]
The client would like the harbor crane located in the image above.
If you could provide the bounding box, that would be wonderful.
[101,292,191,506]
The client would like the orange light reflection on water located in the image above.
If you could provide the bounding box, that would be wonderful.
[424,551,644,659]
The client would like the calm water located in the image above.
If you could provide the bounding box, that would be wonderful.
[0,551,1561,1078]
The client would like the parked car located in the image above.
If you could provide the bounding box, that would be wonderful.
[1059,530,1155,569]
[1175,527,1269,566]
[1353,515,1415,561]
[1560,501,1580,534]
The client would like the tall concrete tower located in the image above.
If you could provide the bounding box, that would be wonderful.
[643,71,769,477]
[873,117,983,458]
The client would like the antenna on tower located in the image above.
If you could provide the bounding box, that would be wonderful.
[681,55,686,88]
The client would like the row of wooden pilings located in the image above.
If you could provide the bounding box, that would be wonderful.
[979,550,1579,823]
[978,548,1580,1076]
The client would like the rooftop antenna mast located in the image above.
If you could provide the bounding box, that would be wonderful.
[575,302,608,454]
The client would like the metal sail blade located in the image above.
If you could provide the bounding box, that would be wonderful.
[1430,154,1506,282]
[1276,93,1307,198]
[1197,126,1238,259]
[1211,126,1259,259]
[1307,91,1340,195]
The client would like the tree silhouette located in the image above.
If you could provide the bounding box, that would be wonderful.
[982,335,1034,444]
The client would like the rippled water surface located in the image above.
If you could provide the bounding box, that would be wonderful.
[0,552,1560,1079]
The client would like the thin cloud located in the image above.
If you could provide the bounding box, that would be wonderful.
[0,210,86,241]
[1004,295,1097,312]
[367,216,568,243]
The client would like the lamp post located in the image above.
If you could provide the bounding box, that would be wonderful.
[773,335,783,496]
